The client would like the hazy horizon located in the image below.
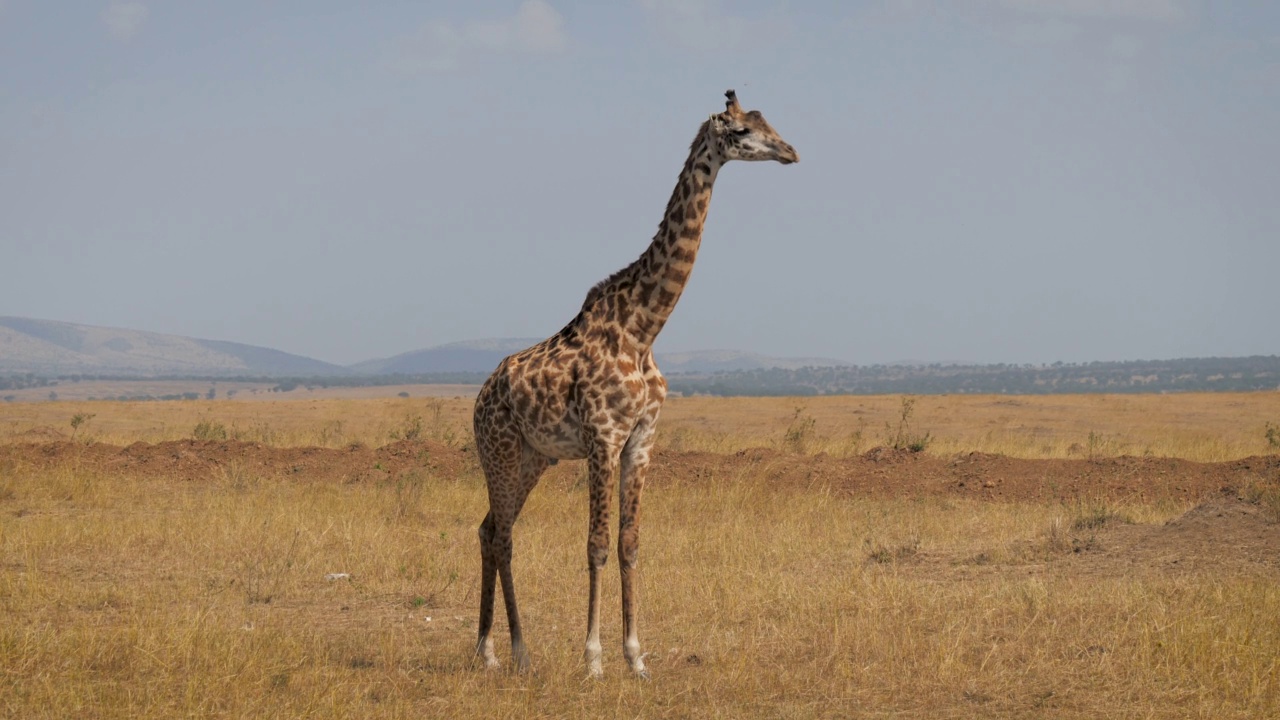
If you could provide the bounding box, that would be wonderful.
[5,312,1276,372]
[4,2,1277,367]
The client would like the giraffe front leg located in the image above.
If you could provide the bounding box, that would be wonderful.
[584,451,616,679]
[585,563,604,678]
[619,433,653,679]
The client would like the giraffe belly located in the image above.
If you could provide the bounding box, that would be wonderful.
[520,420,590,460]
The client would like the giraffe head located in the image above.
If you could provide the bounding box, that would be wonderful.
[708,89,799,165]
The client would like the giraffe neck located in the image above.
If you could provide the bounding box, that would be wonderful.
[582,123,723,350]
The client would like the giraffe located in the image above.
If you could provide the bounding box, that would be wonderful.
[472,89,798,678]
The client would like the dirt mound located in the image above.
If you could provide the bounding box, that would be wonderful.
[3,440,1276,507]
[11,426,68,442]
[0,439,476,485]
[1057,494,1280,578]
[654,449,1279,504]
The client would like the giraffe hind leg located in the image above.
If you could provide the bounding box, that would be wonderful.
[474,394,522,672]
[476,511,501,669]
[475,420,550,672]
[500,444,552,672]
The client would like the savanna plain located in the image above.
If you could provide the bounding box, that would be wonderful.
[2,390,1279,718]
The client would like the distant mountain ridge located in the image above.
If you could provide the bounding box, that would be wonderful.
[0,316,345,377]
[0,317,844,378]
[354,340,849,375]
[3,317,1275,396]
[349,338,542,375]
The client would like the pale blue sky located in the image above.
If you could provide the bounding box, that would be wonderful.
[3,1,1277,366]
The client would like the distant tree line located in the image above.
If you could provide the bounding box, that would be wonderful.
[242,372,491,390]
[0,373,58,391]
[3,357,1278,398]
[84,392,204,402]
[664,356,1280,396]
[0,372,493,401]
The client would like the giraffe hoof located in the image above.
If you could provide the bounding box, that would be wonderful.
[630,655,650,680]
[477,645,502,672]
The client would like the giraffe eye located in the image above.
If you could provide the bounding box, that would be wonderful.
[731,127,751,136]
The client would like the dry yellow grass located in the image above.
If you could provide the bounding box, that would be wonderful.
[4,390,1277,461]
[2,452,1277,718]
[657,393,1280,461]
[2,391,1278,717]
[1,394,477,450]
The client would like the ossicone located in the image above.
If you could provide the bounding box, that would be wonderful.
[724,89,742,115]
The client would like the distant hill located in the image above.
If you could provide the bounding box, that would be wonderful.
[0,316,345,377]
[656,349,850,373]
[349,338,542,375]
[0,316,853,380]
[349,340,848,375]
[8,317,1273,398]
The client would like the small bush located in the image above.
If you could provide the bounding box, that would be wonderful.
[69,413,95,440]
[388,414,424,442]
[886,396,932,453]
[782,406,817,454]
[192,419,228,441]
